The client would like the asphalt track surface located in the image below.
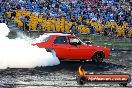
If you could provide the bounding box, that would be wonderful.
[0,50,132,88]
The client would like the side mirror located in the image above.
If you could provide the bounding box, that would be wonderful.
[85,41,94,45]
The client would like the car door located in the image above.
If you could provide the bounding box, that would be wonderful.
[67,37,85,59]
[68,37,94,60]
[68,44,83,59]
[53,36,70,59]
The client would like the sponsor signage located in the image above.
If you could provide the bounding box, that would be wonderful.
[77,66,131,87]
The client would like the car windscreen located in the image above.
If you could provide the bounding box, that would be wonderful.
[68,37,83,45]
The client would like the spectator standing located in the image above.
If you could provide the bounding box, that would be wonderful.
[70,23,79,36]
[19,14,25,31]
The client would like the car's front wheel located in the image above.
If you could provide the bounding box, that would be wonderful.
[92,52,104,63]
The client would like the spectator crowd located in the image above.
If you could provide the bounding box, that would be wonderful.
[0,0,132,37]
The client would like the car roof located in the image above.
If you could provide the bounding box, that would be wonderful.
[43,33,73,36]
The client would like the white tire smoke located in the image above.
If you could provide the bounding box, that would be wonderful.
[0,23,60,69]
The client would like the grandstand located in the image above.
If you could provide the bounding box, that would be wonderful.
[0,0,131,37]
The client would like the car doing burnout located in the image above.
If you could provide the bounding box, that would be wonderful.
[32,33,110,63]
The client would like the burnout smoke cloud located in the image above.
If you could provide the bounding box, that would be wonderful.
[0,23,60,69]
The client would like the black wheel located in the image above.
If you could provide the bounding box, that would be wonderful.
[92,52,104,63]
[77,76,86,85]
[46,49,51,52]
[46,48,53,52]
[119,83,127,87]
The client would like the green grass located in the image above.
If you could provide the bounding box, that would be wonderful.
[79,34,132,46]
[92,40,132,47]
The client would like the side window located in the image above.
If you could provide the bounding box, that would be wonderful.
[54,36,68,44]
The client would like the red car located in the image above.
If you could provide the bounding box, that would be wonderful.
[32,33,110,63]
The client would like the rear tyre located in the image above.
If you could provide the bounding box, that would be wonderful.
[92,52,104,63]
[46,48,53,52]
